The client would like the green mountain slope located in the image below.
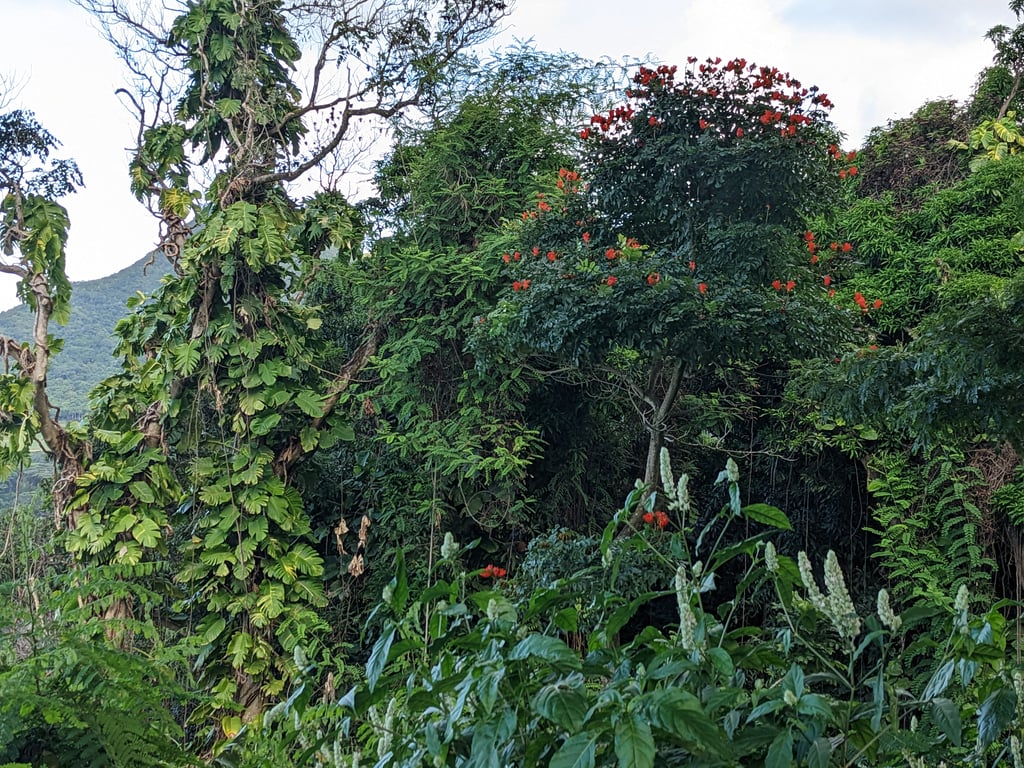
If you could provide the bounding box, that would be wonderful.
[0,256,170,417]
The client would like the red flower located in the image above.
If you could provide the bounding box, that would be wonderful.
[647,272,660,285]
[655,510,669,529]
[606,248,617,260]
[841,242,852,253]
[846,151,857,161]
[810,254,819,265]
[830,242,838,251]
[785,280,795,292]
[873,298,883,310]
[772,279,782,291]
[642,512,655,524]
[839,169,847,179]
[854,291,868,311]
[480,564,507,579]
[699,118,708,130]
[869,344,879,351]
[648,115,658,126]
[736,127,744,138]
[828,289,836,298]
[689,260,696,271]
[579,128,590,140]
[699,282,707,294]
[606,275,618,287]
[532,246,540,257]
[512,281,521,291]
[823,275,832,286]
[513,251,521,261]
[547,251,557,262]
[582,231,590,244]
[502,253,510,263]
[849,166,858,176]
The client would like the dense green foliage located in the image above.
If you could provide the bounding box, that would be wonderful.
[0,258,167,417]
[4,1,1024,766]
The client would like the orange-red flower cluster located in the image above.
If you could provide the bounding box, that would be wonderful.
[643,510,670,529]
[512,279,531,291]
[647,272,661,285]
[481,564,507,579]
[589,103,638,135]
[805,230,818,260]
[827,145,858,178]
[606,275,618,287]
[771,279,795,292]
[589,58,833,149]
[556,167,581,192]
[698,282,708,294]
[853,292,883,313]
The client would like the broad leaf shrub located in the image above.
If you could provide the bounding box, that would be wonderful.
[224,453,1023,766]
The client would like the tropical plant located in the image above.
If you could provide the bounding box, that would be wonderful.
[472,59,867,521]
[1,0,512,725]
[244,453,1024,767]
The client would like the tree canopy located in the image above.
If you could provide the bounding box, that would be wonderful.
[4,1,1024,766]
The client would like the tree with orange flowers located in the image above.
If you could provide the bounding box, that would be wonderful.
[475,59,861,509]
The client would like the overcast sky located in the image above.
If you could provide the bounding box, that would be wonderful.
[1,0,1016,312]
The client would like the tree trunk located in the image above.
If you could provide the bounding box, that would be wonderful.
[624,358,686,531]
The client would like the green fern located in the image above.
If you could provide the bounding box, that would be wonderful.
[866,448,995,606]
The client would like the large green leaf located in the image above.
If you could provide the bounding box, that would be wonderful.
[806,736,831,768]
[930,698,961,747]
[765,727,793,768]
[508,635,580,671]
[294,389,326,417]
[366,624,396,693]
[741,503,792,530]
[644,688,722,750]
[254,582,285,625]
[922,659,954,701]
[976,685,1016,750]
[614,713,654,768]
[532,676,588,732]
[550,732,599,768]
[131,517,162,548]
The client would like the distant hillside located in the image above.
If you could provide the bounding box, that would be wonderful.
[0,256,171,417]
